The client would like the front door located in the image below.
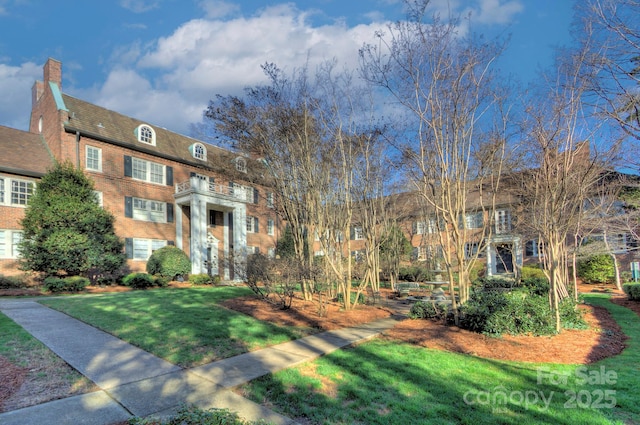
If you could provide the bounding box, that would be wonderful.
[496,244,514,274]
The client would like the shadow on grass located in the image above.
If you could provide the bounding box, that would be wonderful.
[237,294,640,425]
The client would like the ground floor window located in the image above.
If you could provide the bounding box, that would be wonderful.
[0,230,22,258]
[128,238,167,260]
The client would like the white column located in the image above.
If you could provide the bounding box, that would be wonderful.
[190,196,207,275]
[175,202,183,250]
[233,205,247,282]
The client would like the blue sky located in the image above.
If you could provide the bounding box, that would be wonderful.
[0,0,575,136]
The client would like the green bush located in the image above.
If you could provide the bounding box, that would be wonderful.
[473,277,517,290]
[0,275,26,289]
[459,282,585,336]
[409,301,449,320]
[577,254,615,284]
[122,272,156,289]
[521,265,547,279]
[398,266,430,282]
[189,273,213,285]
[146,246,191,280]
[623,283,640,301]
[521,277,550,296]
[154,275,171,287]
[43,276,89,293]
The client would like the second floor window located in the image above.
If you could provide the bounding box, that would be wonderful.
[133,198,166,222]
[247,216,259,233]
[2,179,34,206]
[267,219,274,236]
[125,156,172,185]
[495,210,512,234]
[86,146,102,171]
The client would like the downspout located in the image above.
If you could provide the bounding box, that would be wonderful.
[75,131,81,168]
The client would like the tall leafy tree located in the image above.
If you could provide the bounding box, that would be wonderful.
[19,162,125,279]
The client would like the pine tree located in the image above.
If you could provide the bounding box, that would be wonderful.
[19,161,125,279]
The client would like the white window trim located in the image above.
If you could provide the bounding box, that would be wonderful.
[246,216,257,233]
[132,197,167,223]
[354,227,364,240]
[191,143,207,161]
[495,210,512,234]
[136,124,156,146]
[0,229,23,259]
[132,238,167,260]
[86,145,102,172]
[266,192,274,208]
[132,157,166,185]
[235,157,247,173]
[267,219,275,236]
[0,176,34,207]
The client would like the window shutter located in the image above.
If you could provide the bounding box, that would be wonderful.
[253,188,259,204]
[229,181,234,195]
[166,203,174,223]
[124,155,132,177]
[190,171,196,177]
[254,217,259,233]
[412,221,417,233]
[168,240,175,246]
[350,226,355,240]
[166,166,173,186]
[125,238,133,259]
[209,176,215,184]
[125,197,133,218]
[411,247,418,261]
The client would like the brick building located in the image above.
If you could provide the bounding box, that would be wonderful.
[0,58,281,279]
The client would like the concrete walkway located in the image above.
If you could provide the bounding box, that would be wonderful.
[0,298,405,425]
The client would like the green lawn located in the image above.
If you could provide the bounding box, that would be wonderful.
[40,286,312,367]
[238,293,640,425]
[38,288,640,424]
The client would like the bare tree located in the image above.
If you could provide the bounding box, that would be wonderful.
[578,0,640,163]
[360,0,509,321]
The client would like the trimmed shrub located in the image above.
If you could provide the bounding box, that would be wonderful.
[577,254,615,284]
[409,300,449,320]
[129,404,261,425]
[154,275,171,287]
[146,246,191,280]
[0,275,26,289]
[623,283,640,301]
[122,272,155,289]
[43,276,89,293]
[189,273,213,285]
[459,281,585,336]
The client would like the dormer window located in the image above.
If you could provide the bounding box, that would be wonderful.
[190,143,207,161]
[135,124,156,145]
[235,157,247,173]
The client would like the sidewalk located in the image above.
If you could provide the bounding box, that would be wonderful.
[0,298,404,425]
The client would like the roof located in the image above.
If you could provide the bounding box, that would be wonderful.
[60,94,269,185]
[0,125,54,177]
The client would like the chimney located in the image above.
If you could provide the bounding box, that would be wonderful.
[43,58,62,89]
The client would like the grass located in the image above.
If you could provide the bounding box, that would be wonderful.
[39,286,313,367]
[0,312,96,410]
[237,293,640,425]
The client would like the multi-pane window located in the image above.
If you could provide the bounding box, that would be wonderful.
[132,158,166,184]
[246,216,259,233]
[138,125,155,144]
[267,247,276,258]
[236,157,247,173]
[132,238,166,260]
[494,210,512,234]
[464,242,485,259]
[416,218,438,234]
[267,219,274,236]
[0,178,34,206]
[465,212,483,229]
[192,143,206,160]
[266,192,274,208]
[150,162,164,184]
[525,239,543,257]
[11,180,34,205]
[86,146,102,171]
[0,230,23,258]
[353,227,364,240]
[133,198,166,222]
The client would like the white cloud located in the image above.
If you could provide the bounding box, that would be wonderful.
[0,62,41,130]
[198,0,240,19]
[97,4,389,134]
[470,0,524,25]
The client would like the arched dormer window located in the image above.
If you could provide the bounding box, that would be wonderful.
[135,124,156,145]
[235,157,247,173]
[189,143,207,161]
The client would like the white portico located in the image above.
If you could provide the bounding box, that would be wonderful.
[174,174,249,280]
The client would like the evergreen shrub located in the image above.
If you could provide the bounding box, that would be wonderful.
[577,254,615,284]
[146,246,191,280]
[122,272,156,289]
[623,283,640,301]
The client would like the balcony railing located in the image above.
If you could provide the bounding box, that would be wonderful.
[175,177,250,202]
